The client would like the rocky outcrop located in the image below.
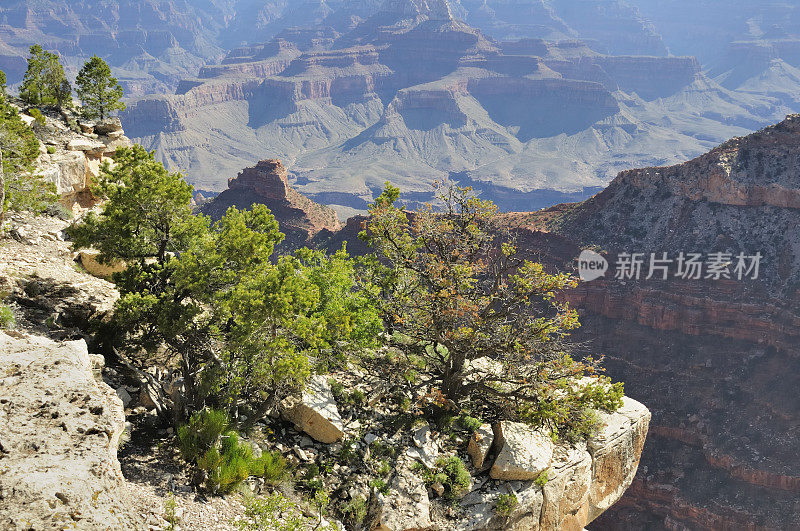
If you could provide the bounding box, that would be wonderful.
[201,159,341,244]
[490,423,554,481]
[27,108,132,210]
[0,331,138,529]
[280,375,345,444]
[454,397,650,530]
[370,467,432,531]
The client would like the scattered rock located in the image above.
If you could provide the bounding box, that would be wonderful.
[490,422,554,481]
[78,249,126,278]
[280,375,344,443]
[467,423,495,469]
[370,468,431,531]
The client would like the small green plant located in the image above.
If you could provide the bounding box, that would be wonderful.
[329,378,345,400]
[0,304,15,329]
[46,145,56,154]
[338,438,358,465]
[376,459,391,477]
[177,409,262,494]
[177,409,229,462]
[28,108,45,126]
[235,492,307,531]
[368,478,390,495]
[534,469,550,487]
[341,495,367,527]
[250,449,287,486]
[457,414,483,432]
[494,493,518,517]
[163,494,177,531]
[416,456,471,500]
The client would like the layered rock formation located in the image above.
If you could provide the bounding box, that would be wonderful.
[201,159,341,244]
[15,102,133,210]
[497,116,800,529]
[455,397,650,530]
[122,0,788,212]
[0,331,136,529]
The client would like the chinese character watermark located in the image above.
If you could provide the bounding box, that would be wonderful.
[577,250,762,282]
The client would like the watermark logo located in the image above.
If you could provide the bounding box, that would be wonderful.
[578,250,762,282]
[578,249,608,281]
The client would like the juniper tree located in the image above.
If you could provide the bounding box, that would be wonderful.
[361,183,623,439]
[20,45,68,106]
[75,56,125,119]
[69,147,381,425]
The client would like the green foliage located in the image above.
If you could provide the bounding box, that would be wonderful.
[0,304,15,329]
[0,70,6,95]
[28,108,45,126]
[251,450,288,486]
[20,45,68,107]
[75,56,125,120]
[457,414,483,432]
[46,145,56,154]
[68,145,202,265]
[164,494,177,531]
[368,478,389,495]
[70,150,380,427]
[494,493,518,517]
[415,456,470,500]
[177,408,230,462]
[0,96,55,215]
[361,183,622,438]
[534,469,550,487]
[235,493,307,531]
[178,410,261,494]
[340,495,367,527]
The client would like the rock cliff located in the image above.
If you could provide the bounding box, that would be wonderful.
[0,331,137,530]
[201,159,341,244]
[491,115,800,528]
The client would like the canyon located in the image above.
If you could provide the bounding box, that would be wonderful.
[118,0,800,212]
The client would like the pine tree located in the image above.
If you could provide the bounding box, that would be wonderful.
[75,56,125,120]
[19,45,68,106]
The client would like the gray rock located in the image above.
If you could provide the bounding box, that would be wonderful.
[280,375,344,443]
[490,422,554,481]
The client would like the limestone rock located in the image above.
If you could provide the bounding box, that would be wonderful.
[540,442,593,530]
[467,423,495,469]
[0,331,138,529]
[94,118,123,135]
[78,249,126,279]
[370,468,431,531]
[490,422,554,481]
[67,137,106,153]
[586,396,650,521]
[280,375,344,443]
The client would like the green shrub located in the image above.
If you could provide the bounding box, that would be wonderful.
[415,456,471,500]
[534,469,550,487]
[457,414,483,432]
[368,478,389,495]
[494,493,518,517]
[0,304,15,329]
[235,493,306,531]
[46,145,56,154]
[198,430,254,494]
[341,495,367,527]
[28,108,45,126]
[177,408,229,462]
[251,449,287,486]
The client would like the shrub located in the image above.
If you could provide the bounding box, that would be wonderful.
[235,492,306,531]
[198,430,256,494]
[416,456,471,500]
[177,409,229,462]
[0,304,15,329]
[368,478,389,495]
[341,495,367,527]
[28,108,45,126]
[251,449,287,486]
[534,469,550,487]
[457,415,483,432]
[494,493,518,517]
[46,145,56,154]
